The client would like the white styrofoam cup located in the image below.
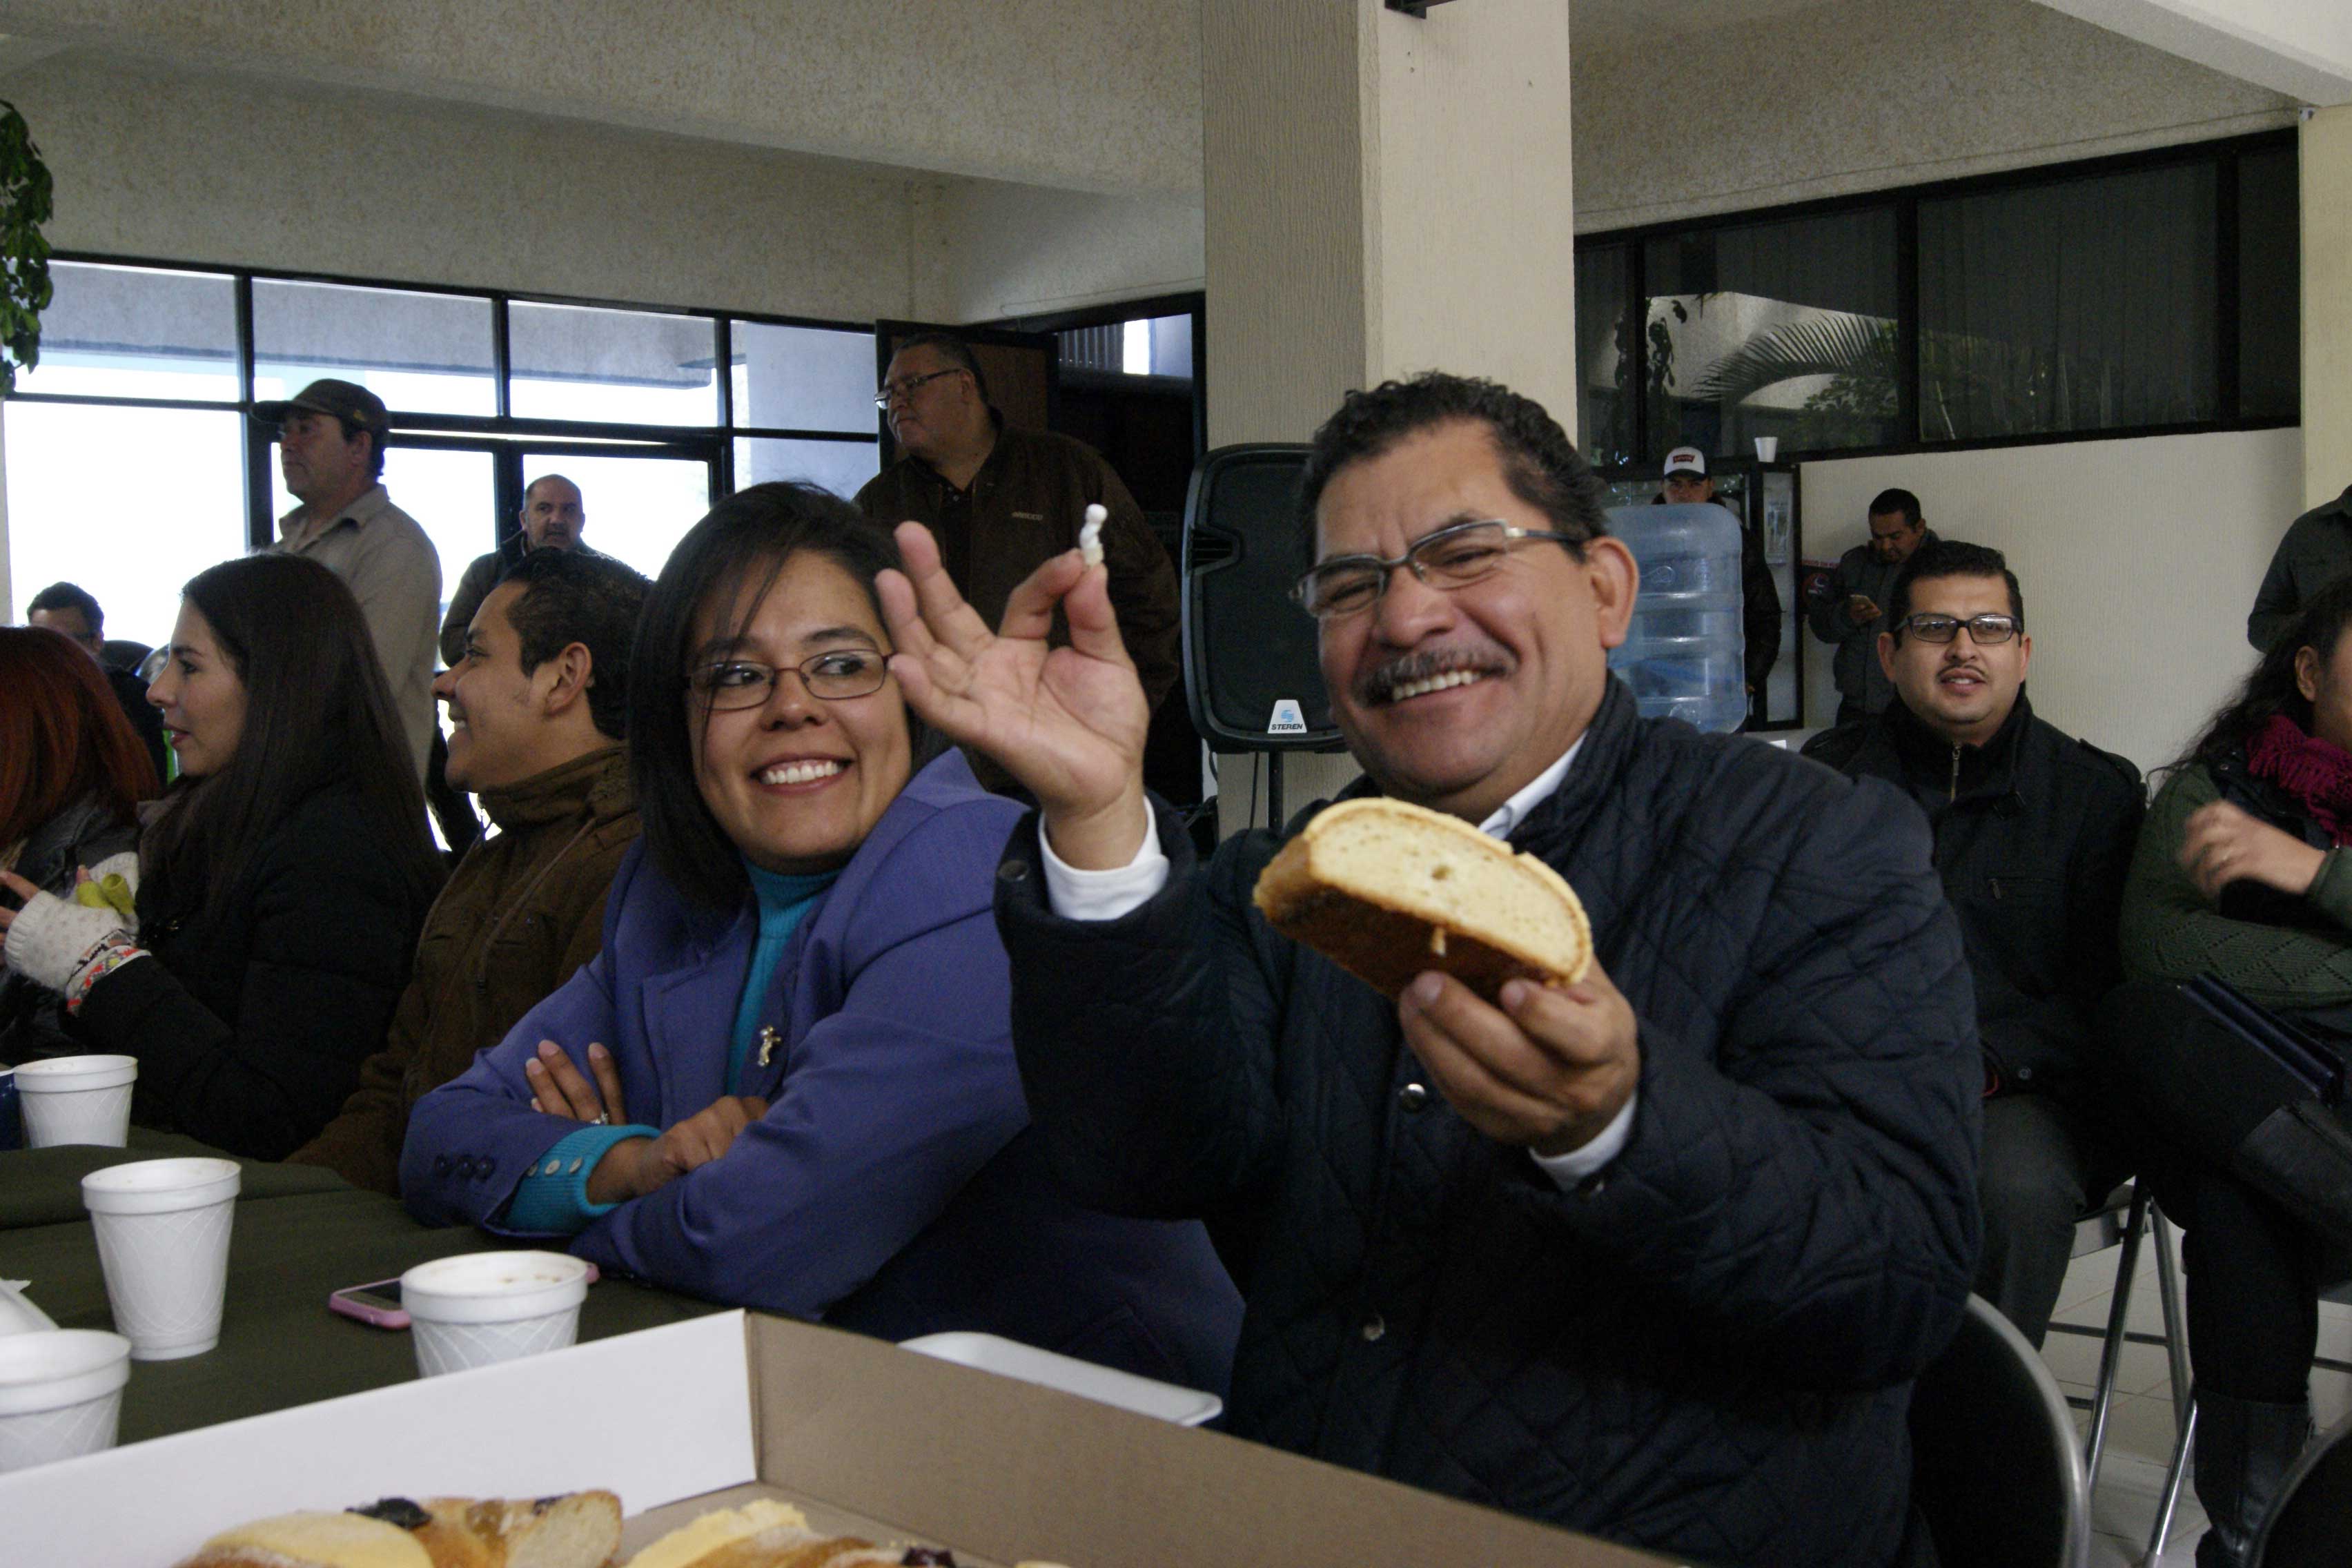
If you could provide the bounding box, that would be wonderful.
[80,1157,240,1360]
[0,1330,133,1471]
[401,1251,590,1378]
[14,1055,137,1148]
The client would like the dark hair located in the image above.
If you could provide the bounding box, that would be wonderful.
[27,580,104,631]
[1869,488,1924,528]
[142,554,442,922]
[0,627,159,846]
[2181,574,2352,774]
[627,481,943,910]
[1886,538,2023,638]
[1296,372,1609,555]
[890,331,992,409]
[494,549,650,742]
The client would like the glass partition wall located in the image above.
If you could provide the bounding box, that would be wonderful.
[5,257,881,650]
[1576,129,2297,469]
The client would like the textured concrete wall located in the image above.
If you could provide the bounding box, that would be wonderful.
[1800,425,2302,772]
[945,180,1205,324]
[0,0,1204,195]
[7,53,947,324]
[2305,104,2352,509]
[1572,0,2298,233]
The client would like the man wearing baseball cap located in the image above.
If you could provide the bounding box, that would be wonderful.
[1660,446,1781,721]
[254,378,441,782]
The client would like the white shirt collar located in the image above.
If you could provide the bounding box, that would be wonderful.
[1476,734,1585,841]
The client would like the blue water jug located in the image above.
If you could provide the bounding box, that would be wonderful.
[1605,502,1748,733]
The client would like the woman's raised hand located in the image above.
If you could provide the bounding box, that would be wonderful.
[879,522,1153,868]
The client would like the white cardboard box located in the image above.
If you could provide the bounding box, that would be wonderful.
[0,1311,1672,1567]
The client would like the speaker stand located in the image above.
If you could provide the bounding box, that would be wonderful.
[1266,753,1284,833]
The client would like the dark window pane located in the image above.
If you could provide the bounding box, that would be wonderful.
[1574,245,1636,469]
[509,302,718,425]
[1921,162,2217,440]
[732,321,877,433]
[2239,145,2300,421]
[1643,207,1899,462]
[17,261,238,400]
[253,279,496,415]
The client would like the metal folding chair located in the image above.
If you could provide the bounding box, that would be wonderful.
[2055,1181,2190,1492]
[1910,1294,2094,1567]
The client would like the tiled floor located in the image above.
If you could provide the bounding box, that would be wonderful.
[2041,1235,2352,1566]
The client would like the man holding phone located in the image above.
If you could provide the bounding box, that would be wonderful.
[1807,488,1934,726]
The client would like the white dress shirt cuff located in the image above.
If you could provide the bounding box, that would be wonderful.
[1529,1092,1640,1186]
[1039,802,1170,921]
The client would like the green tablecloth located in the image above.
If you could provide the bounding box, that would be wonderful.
[0,1135,721,1445]
[0,1128,348,1229]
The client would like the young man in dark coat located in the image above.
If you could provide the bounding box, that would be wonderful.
[877,371,1980,1568]
[1805,539,2144,1347]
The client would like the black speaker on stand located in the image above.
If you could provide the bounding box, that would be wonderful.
[1180,444,1347,831]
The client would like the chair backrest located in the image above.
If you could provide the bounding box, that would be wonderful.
[100,637,151,675]
[1908,1294,2093,1568]
[2252,1411,2352,1567]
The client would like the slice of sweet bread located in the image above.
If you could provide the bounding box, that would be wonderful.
[1254,796,1592,1002]
[176,1491,622,1568]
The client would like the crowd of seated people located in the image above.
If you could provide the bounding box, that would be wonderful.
[8,355,2352,1568]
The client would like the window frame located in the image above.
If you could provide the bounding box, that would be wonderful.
[1575,128,2297,465]
[6,252,885,550]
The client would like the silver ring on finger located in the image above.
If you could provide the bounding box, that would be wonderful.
[590,1113,609,1126]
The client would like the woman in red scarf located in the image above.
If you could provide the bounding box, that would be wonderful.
[2109,574,2352,1567]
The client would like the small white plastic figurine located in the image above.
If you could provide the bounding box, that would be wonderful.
[1079,503,1107,569]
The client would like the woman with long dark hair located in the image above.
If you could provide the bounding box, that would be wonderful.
[0,626,160,1062]
[2108,573,2352,1567]
[0,553,442,1158]
[404,482,1239,1389]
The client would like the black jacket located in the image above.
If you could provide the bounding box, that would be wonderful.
[72,785,438,1160]
[1,796,140,1065]
[1804,694,2144,1101]
[994,679,1981,1568]
[1806,532,1939,714]
[2247,485,2352,652]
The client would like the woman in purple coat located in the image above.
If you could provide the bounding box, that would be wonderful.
[402,482,1239,1391]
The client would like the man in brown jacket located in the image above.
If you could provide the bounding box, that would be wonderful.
[855,332,1182,718]
[288,549,648,1193]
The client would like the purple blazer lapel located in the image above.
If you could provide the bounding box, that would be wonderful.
[639,903,755,1126]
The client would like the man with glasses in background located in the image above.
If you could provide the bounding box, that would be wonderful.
[255,378,440,783]
[854,331,1180,758]
[883,370,1979,1567]
[1807,488,1934,725]
[1807,538,2144,1349]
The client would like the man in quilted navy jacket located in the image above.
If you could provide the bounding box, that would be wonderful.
[877,372,1981,1568]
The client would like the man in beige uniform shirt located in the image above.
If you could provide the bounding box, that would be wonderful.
[255,379,441,780]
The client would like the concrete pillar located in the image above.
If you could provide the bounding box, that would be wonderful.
[2306,103,2352,509]
[1200,0,1578,831]
[1202,0,1578,446]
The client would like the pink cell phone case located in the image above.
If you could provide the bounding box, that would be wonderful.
[327,1284,410,1330]
[328,1263,597,1331]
